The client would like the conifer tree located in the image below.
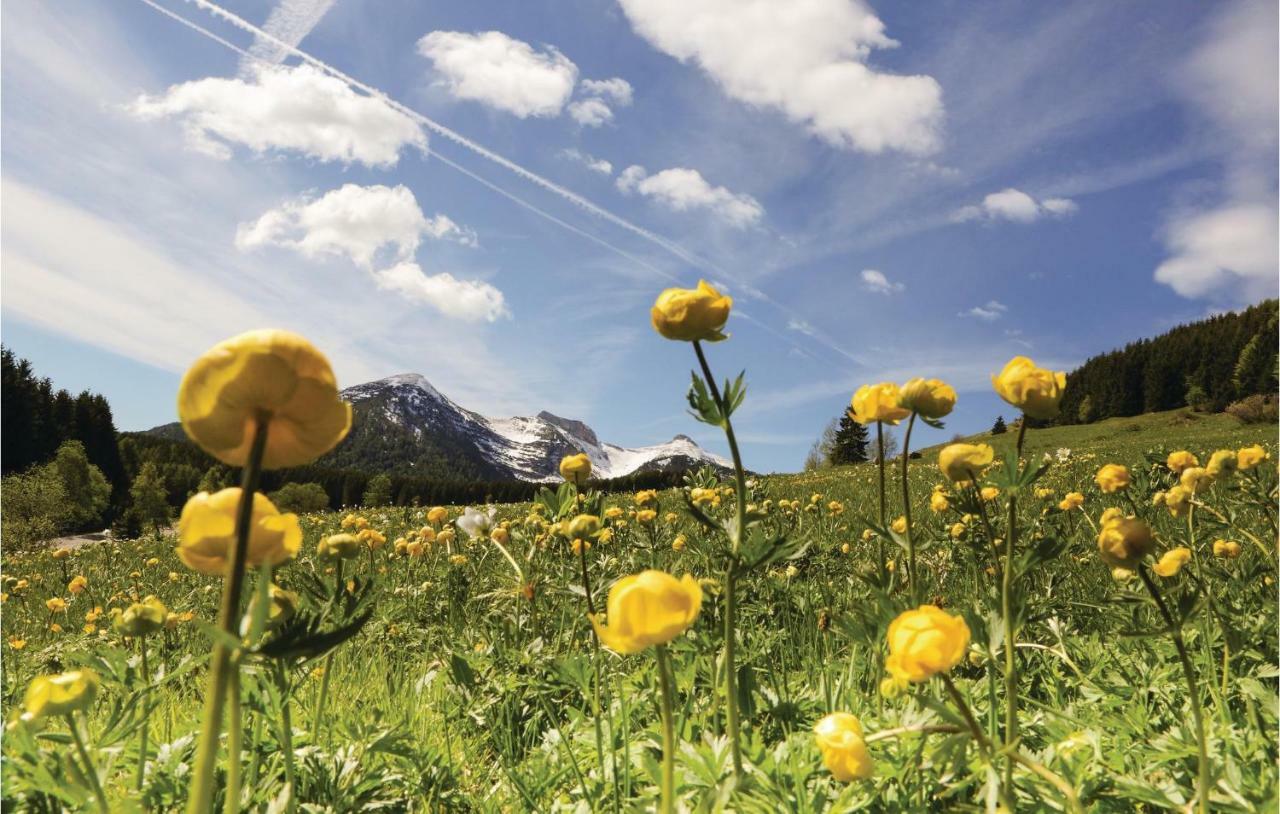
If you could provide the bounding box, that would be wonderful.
[830,410,870,464]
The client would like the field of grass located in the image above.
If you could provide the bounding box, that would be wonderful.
[2,406,1276,812]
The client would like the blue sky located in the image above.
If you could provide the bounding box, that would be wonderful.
[2,0,1276,473]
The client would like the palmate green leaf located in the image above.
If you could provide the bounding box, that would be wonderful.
[687,372,725,427]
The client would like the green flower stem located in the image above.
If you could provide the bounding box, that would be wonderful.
[939,675,1016,813]
[136,638,152,792]
[900,413,918,603]
[1001,419,1028,798]
[313,560,342,748]
[655,645,678,814]
[67,714,110,814]
[575,520,607,780]
[274,662,298,814]
[1138,566,1210,814]
[692,339,747,779]
[864,723,962,743]
[186,414,270,814]
[876,422,887,583]
[223,666,243,814]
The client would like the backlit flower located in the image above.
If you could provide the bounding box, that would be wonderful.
[813,712,873,781]
[650,280,732,342]
[1058,492,1084,511]
[177,488,302,575]
[938,443,994,483]
[898,378,956,420]
[991,356,1066,420]
[885,605,970,683]
[1237,445,1268,470]
[1096,516,1154,569]
[1094,464,1130,493]
[590,570,702,654]
[850,383,910,426]
[559,453,592,486]
[23,669,99,720]
[1166,450,1199,474]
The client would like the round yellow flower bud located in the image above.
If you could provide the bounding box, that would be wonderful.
[850,383,910,426]
[426,507,448,525]
[891,516,907,534]
[672,534,687,552]
[67,575,88,595]
[589,570,702,654]
[1163,485,1192,518]
[1094,464,1130,493]
[949,522,966,540]
[177,488,302,576]
[650,280,732,342]
[980,486,1000,502]
[1237,445,1268,470]
[991,356,1066,420]
[929,492,949,513]
[636,509,658,525]
[317,533,361,561]
[1212,539,1241,559]
[567,514,602,540]
[51,548,70,561]
[46,597,67,613]
[177,330,351,469]
[899,378,956,419]
[813,712,873,781]
[938,443,994,483]
[1096,516,1154,569]
[24,669,99,720]
[1152,547,1191,577]
[1166,450,1199,474]
[559,453,592,486]
[885,605,970,683]
[114,596,168,637]
[634,490,658,507]
[1179,467,1214,493]
[1058,492,1085,511]
[1205,449,1237,479]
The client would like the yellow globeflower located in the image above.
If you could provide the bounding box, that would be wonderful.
[980,486,1001,502]
[51,548,71,561]
[559,453,592,486]
[1179,467,1214,493]
[634,490,658,507]
[317,533,361,561]
[1094,464,1131,493]
[1096,516,1154,569]
[1163,485,1192,518]
[885,605,970,684]
[813,712,873,781]
[991,356,1066,420]
[899,378,956,419]
[938,443,994,483]
[589,570,702,654]
[1058,492,1085,511]
[23,669,100,720]
[636,509,658,526]
[67,575,88,595]
[850,383,910,426]
[650,280,732,342]
[115,596,168,637]
[1152,547,1192,577]
[1099,507,1124,527]
[177,330,351,469]
[1205,449,1237,479]
[1237,445,1268,470]
[1212,539,1242,559]
[1166,450,1199,474]
[177,488,302,576]
[929,491,949,513]
[891,516,907,534]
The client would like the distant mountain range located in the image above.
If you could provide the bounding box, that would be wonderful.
[149,373,728,482]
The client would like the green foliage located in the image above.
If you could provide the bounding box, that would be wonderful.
[51,441,112,529]
[268,482,332,514]
[830,410,870,465]
[991,415,1007,435]
[0,464,70,550]
[129,461,170,533]
[362,474,394,507]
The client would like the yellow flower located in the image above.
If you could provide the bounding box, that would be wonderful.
[406,541,425,558]
[991,356,1066,420]
[1166,450,1199,474]
[1094,464,1130,493]
[672,534,687,552]
[449,553,468,566]
[317,533,361,561]
[8,637,27,650]
[114,596,168,637]
[827,500,845,515]
[891,516,907,534]
[813,712,873,781]
[634,490,658,507]
[636,509,658,525]
[51,548,70,561]
[46,597,67,613]
[1058,492,1084,511]
[177,488,302,576]
[1099,507,1124,527]
[1237,445,1268,470]
[567,514,602,541]
[23,669,99,720]
[929,492,949,513]
[980,486,1000,502]
[559,453,592,486]
[437,528,456,546]
[650,280,732,342]
[898,378,956,419]
[1034,487,1054,499]
[840,542,851,554]
[938,443,994,483]
[177,330,351,469]
[340,513,358,529]
[949,522,967,540]
[885,605,970,683]
[491,527,510,545]
[67,576,88,595]
[1096,516,1154,569]
[1152,547,1192,578]
[1163,485,1192,518]
[850,383,910,426]
[1205,449,1237,479]
[427,507,448,525]
[1212,539,1241,559]
[861,528,875,542]
[590,570,703,654]
[1179,467,1214,493]
[357,529,387,550]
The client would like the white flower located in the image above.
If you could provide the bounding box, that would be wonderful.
[456,506,497,540]
[1055,447,1072,462]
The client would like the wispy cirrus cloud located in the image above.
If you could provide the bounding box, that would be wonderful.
[959,300,1008,321]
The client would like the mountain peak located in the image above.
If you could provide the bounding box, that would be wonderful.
[379,372,438,392]
[536,411,599,447]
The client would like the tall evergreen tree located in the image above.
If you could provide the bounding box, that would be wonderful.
[830,411,870,464]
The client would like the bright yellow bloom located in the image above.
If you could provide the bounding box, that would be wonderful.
[115,596,168,637]
[177,488,302,576]
[1180,467,1214,493]
[899,378,956,419]
[67,576,88,595]
[427,507,448,525]
[1096,516,1154,569]
[885,605,970,683]
[891,516,907,534]
[1099,507,1124,527]
[9,637,27,650]
[491,527,510,545]
[23,669,99,720]
[177,330,351,469]
[634,490,658,507]
[1058,492,1084,511]
[1166,450,1199,474]
[929,492,949,513]
[1205,449,1237,479]
[406,541,425,558]
[46,597,68,613]
[341,513,358,529]
[437,528,456,546]
[559,453,592,486]
[1152,547,1192,577]
[317,533,361,560]
[1163,485,1192,518]
[51,548,70,561]
[636,509,658,525]
[938,443,994,483]
[980,486,1001,502]
[567,514,602,541]
[357,528,387,550]
[949,522,966,540]
[650,280,732,342]
[449,553,468,566]
[1213,539,1242,559]
[1237,445,1268,470]
[991,356,1066,420]
[850,383,910,426]
[813,712,873,781]
[1094,464,1130,493]
[604,507,624,520]
[590,571,703,654]
[672,534,687,552]
[1034,487,1054,499]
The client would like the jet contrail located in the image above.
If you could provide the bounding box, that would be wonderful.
[240,0,339,75]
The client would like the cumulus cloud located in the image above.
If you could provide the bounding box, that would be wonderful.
[1154,205,1277,300]
[579,77,633,106]
[568,76,634,126]
[375,262,508,322]
[130,64,425,167]
[959,300,1008,321]
[567,97,615,127]
[952,188,1077,223]
[860,268,903,294]
[617,0,942,154]
[560,149,613,175]
[617,165,763,227]
[417,30,578,117]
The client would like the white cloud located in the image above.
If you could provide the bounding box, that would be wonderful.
[236,184,475,269]
[374,262,508,322]
[579,77,633,106]
[567,98,615,127]
[560,149,613,175]
[617,0,942,154]
[616,165,764,227]
[130,64,425,167]
[952,188,1077,223]
[1153,205,1277,300]
[569,77,634,126]
[240,0,337,73]
[959,300,1008,321]
[787,318,817,336]
[417,30,577,118]
[860,268,903,294]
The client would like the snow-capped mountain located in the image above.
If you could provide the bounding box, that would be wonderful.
[321,373,729,482]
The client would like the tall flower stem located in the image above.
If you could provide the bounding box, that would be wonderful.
[655,645,678,814]
[939,675,1016,813]
[900,413,918,603]
[186,415,270,814]
[313,560,343,748]
[692,340,747,779]
[67,714,110,814]
[576,521,607,780]
[1000,419,1028,796]
[223,667,243,814]
[136,638,152,791]
[1138,567,1210,814]
[274,662,298,814]
[876,422,887,583]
